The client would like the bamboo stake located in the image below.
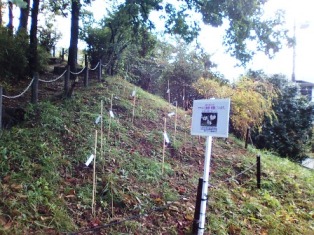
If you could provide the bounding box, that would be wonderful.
[108,94,113,137]
[162,117,167,174]
[184,115,187,154]
[107,94,113,159]
[132,89,136,124]
[100,100,103,162]
[92,130,98,217]
[167,80,170,104]
[111,182,114,217]
[174,101,178,144]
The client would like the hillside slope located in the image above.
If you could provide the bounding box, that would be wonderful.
[0,76,313,234]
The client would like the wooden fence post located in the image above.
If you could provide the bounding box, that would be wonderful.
[31,73,38,104]
[0,87,2,130]
[257,155,261,189]
[64,65,70,97]
[245,127,250,149]
[84,54,89,87]
[98,59,102,81]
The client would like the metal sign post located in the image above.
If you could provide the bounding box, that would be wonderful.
[190,98,230,235]
[198,135,212,235]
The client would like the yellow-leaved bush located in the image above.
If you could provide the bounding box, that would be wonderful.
[193,77,277,138]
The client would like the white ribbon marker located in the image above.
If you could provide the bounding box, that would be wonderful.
[163,132,170,144]
[109,110,115,118]
[85,154,95,166]
[168,112,175,117]
[95,115,102,124]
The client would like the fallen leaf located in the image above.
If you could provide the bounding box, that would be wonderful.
[184,214,194,221]
[169,205,179,212]
[154,198,163,204]
[0,216,7,226]
[3,221,13,230]
[10,184,23,192]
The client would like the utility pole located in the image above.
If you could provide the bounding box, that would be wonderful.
[292,20,296,82]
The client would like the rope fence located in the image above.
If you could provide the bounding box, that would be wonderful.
[70,66,85,75]
[2,78,35,99]
[0,55,112,130]
[39,70,67,83]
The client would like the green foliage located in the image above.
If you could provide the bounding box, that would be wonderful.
[37,46,51,72]
[0,27,28,80]
[81,2,159,77]
[38,18,62,53]
[252,75,314,161]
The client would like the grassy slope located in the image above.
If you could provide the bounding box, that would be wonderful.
[0,76,313,234]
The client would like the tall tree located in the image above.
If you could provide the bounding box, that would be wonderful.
[29,0,40,76]
[18,0,30,32]
[6,0,28,33]
[68,0,80,81]
[7,1,13,33]
[252,75,314,161]
[0,1,4,25]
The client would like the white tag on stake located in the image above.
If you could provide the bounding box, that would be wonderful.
[168,112,175,117]
[95,115,102,124]
[166,89,170,94]
[109,110,115,118]
[85,154,95,166]
[132,90,136,97]
[163,132,170,144]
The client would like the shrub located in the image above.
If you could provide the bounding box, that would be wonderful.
[0,27,28,80]
[252,75,314,161]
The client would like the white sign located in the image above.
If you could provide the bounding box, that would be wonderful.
[168,112,175,117]
[132,90,136,97]
[191,99,230,137]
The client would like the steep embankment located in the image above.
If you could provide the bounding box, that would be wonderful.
[0,76,313,234]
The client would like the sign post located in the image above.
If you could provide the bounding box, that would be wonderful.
[191,98,230,235]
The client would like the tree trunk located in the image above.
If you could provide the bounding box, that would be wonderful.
[7,1,13,34]
[18,0,30,32]
[0,1,3,25]
[29,0,40,76]
[67,0,80,97]
[68,0,80,80]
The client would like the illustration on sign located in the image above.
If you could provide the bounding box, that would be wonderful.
[191,99,230,137]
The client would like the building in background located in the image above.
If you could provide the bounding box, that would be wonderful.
[296,80,314,102]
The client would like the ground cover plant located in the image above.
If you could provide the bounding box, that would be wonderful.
[0,76,313,234]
